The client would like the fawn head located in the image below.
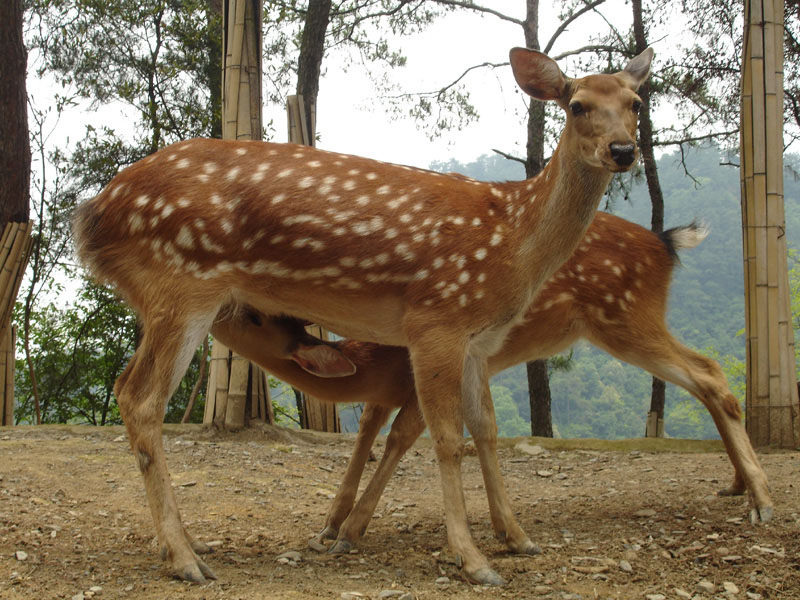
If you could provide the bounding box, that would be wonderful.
[509,47,654,172]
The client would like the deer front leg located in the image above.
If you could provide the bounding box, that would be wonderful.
[409,338,505,586]
[329,399,426,553]
[463,363,541,556]
[116,318,216,583]
[310,403,394,551]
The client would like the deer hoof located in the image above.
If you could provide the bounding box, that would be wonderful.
[466,566,506,586]
[176,557,217,583]
[328,539,353,554]
[750,505,774,524]
[512,539,542,556]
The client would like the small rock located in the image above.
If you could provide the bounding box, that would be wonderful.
[341,593,367,600]
[534,585,552,595]
[123,584,134,592]
[515,442,547,456]
[89,586,103,595]
[645,595,666,600]
[537,469,554,477]
[697,580,716,594]
[746,593,763,600]
[674,589,692,599]
[113,435,126,442]
[634,509,657,518]
[723,581,739,595]
[276,550,303,564]
[72,594,85,600]
[619,560,633,572]
[378,591,412,600]
[14,551,28,561]
[435,576,450,585]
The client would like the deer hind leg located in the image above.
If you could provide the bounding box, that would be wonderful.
[409,336,506,586]
[462,356,541,556]
[628,336,772,523]
[115,311,217,582]
[309,402,394,551]
[329,399,426,554]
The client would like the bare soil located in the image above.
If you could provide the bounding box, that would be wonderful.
[1,424,798,600]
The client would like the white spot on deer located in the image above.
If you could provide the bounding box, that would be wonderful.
[375,253,389,265]
[412,232,426,244]
[384,228,398,239]
[283,214,322,227]
[634,279,643,288]
[579,244,589,252]
[333,277,362,290]
[200,233,224,253]
[177,198,191,208]
[434,281,446,290]
[342,180,356,191]
[399,214,412,224]
[611,265,623,276]
[604,293,615,304]
[359,257,375,269]
[271,193,287,205]
[477,273,486,283]
[451,216,465,226]
[414,269,430,280]
[394,242,415,261]
[235,147,247,156]
[603,259,613,267]
[459,294,468,307]
[194,219,206,230]
[203,162,219,173]
[490,187,503,199]
[490,232,503,246]
[377,185,391,195]
[292,238,315,249]
[635,262,644,273]
[209,193,223,206]
[151,238,162,253]
[458,271,470,284]
[472,217,482,226]
[347,169,360,176]
[277,168,293,178]
[167,154,177,161]
[339,257,356,267]
[332,227,347,236]
[128,214,145,233]
[355,195,370,206]
[365,173,378,180]
[624,290,635,303]
[298,176,315,189]
[575,264,584,273]
[387,195,409,209]
[308,160,321,168]
[617,241,627,248]
[176,158,190,169]
[134,194,150,208]
[432,257,445,269]
[176,226,194,249]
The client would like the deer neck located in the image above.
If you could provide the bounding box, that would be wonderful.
[512,142,614,299]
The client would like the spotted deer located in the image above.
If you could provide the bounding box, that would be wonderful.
[212,214,773,558]
[73,47,653,584]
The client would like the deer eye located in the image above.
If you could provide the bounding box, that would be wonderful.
[569,101,585,116]
[632,100,642,113]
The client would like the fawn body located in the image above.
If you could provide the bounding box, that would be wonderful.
[74,48,652,583]
[213,213,772,556]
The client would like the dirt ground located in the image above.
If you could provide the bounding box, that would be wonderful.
[1,424,798,600]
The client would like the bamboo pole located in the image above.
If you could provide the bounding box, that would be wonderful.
[740,0,798,447]
[203,0,264,429]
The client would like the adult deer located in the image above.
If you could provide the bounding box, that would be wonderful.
[212,214,772,558]
[73,47,653,584]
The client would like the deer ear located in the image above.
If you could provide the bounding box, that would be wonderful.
[509,47,570,102]
[620,47,654,90]
[292,344,357,377]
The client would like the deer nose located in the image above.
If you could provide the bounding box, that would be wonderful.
[609,143,636,167]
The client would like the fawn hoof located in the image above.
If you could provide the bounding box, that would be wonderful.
[328,539,353,555]
[750,505,774,524]
[466,566,506,586]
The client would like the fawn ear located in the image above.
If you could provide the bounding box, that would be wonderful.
[509,47,570,102]
[292,344,357,377]
[620,47,654,90]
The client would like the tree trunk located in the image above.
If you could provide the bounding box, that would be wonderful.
[206,0,224,138]
[295,0,332,139]
[520,0,554,437]
[631,0,667,437]
[0,0,30,225]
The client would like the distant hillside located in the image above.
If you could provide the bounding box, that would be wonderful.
[432,146,800,440]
